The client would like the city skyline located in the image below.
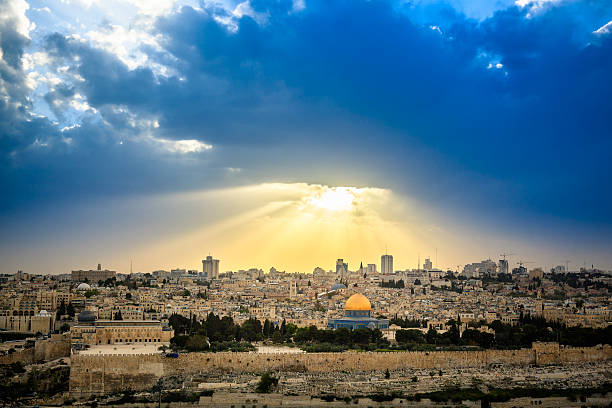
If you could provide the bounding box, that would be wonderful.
[2,181,612,275]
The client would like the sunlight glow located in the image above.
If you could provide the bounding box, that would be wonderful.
[304,187,357,212]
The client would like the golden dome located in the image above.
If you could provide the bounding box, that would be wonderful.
[345,293,371,311]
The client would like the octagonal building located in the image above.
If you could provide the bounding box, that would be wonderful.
[327,293,389,330]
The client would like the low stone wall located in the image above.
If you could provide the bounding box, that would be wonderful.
[0,348,35,365]
[69,343,612,398]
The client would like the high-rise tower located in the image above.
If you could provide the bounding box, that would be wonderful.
[202,255,220,279]
[381,254,393,275]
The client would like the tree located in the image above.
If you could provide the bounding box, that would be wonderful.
[385,369,390,379]
[396,329,425,344]
[84,289,98,298]
[426,327,438,344]
[263,319,271,338]
[448,321,460,345]
[185,335,209,351]
[114,311,123,320]
[268,329,281,343]
[241,318,263,342]
[66,302,75,317]
[255,373,278,393]
[60,323,70,333]
[125,292,132,300]
[169,314,192,335]
[57,300,66,320]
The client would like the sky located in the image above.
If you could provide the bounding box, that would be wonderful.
[0,0,611,275]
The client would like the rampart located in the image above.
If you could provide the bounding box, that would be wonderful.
[0,333,70,365]
[69,343,612,398]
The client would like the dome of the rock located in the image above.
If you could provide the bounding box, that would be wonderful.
[345,293,371,311]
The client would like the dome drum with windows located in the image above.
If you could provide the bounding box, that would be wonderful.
[327,293,389,330]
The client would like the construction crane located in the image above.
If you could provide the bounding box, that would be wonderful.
[500,252,515,261]
[516,260,534,269]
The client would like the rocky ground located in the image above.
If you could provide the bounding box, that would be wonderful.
[186,361,612,396]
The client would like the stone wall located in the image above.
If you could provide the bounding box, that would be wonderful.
[0,348,35,365]
[69,343,612,398]
[0,333,70,365]
[34,333,71,361]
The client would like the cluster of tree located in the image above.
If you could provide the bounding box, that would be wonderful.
[394,314,612,349]
[482,273,514,284]
[114,276,139,290]
[255,373,278,393]
[389,317,425,328]
[97,277,117,287]
[56,300,75,320]
[430,284,462,294]
[83,289,99,298]
[293,326,389,351]
[392,321,492,349]
[549,271,611,292]
[542,289,568,300]
[168,313,297,351]
[380,280,405,288]
[493,314,612,348]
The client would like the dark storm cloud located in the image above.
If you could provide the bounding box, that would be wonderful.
[1,0,612,230]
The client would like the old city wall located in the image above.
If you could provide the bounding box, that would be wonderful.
[69,344,612,398]
[0,348,35,365]
[34,333,71,361]
[0,334,70,365]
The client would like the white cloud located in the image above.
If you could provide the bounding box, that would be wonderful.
[594,21,612,36]
[0,0,34,38]
[514,0,562,18]
[145,135,213,154]
[232,1,270,25]
[83,24,177,76]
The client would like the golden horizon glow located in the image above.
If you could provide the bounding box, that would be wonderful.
[303,186,357,212]
[14,181,539,275]
[127,182,442,273]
